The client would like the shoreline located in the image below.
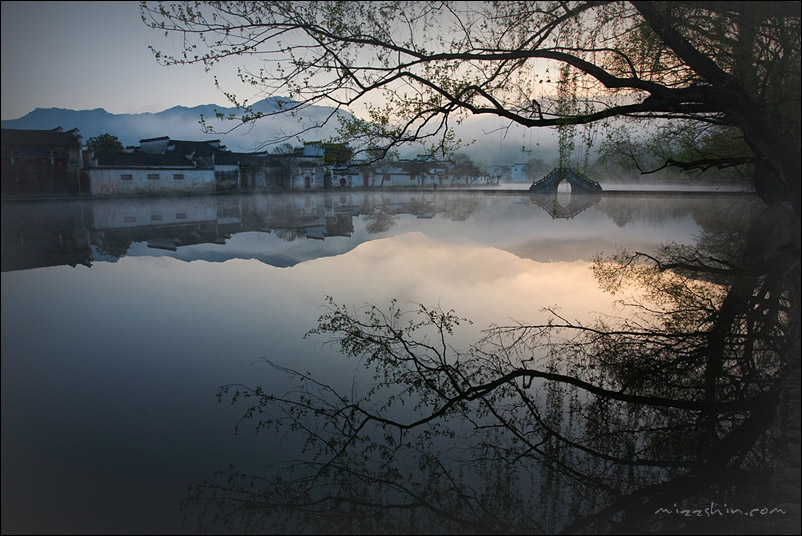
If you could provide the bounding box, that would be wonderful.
[0,187,756,203]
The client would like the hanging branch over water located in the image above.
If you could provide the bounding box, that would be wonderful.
[141,1,800,213]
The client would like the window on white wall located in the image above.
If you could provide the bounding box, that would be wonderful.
[121,174,133,181]
[148,174,159,181]
[173,174,184,181]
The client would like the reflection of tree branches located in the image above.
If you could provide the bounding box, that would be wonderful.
[186,206,799,534]
[406,198,435,218]
[96,237,131,258]
[442,197,481,222]
[363,209,397,234]
[275,228,309,242]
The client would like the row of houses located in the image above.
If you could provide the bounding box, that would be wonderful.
[1,127,530,198]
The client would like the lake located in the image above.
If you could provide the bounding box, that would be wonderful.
[2,190,795,534]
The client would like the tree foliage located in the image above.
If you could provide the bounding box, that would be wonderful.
[447,152,482,185]
[403,158,431,185]
[360,146,398,187]
[141,1,800,212]
[524,156,550,181]
[599,122,759,181]
[86,133,124,155]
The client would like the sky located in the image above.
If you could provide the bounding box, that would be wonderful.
[0,1,566,162]
[1,1,245,120]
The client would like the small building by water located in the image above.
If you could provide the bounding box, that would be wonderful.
[84,152,216,196]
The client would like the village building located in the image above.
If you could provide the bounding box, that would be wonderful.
[84,152,216,196]
[1,127,84,197]
[135,137,226,156]
[288,141,360,189]
[510,163,528,183]
[89,136,289,195]
[3,127,535,197]
[357,159,452,187]
[213,151,288,191]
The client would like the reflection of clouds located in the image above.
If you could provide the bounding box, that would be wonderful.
[0,194,739,534]
[88,194,710,268]
[89,231,616,351]
[287,232,615,338]
[507,236,665,263]
[356,197,701,264]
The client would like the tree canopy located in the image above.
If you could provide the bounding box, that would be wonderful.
[448,152,483,184]
[142,1,800,211]
[86,133,124,155]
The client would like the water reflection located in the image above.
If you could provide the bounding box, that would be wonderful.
[3,191,795,535]
[184,201,800,534]
[0,201,93,272]
[2,191,751,272]
[530,190,601,219]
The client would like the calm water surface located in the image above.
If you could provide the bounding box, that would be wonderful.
[1,191,760,533]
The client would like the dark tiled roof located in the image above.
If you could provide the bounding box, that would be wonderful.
[168,140,225,156]
[1,128,82,148]
[214,152,278,166]
[93,152,199,168]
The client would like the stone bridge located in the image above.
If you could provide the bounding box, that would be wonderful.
[529,167,603,195]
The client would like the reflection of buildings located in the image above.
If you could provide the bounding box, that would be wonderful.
[1,191,600,271]
[240,193,359,240]
[0,203,93,271]
[0,193,427,270]
[89,197,228,253]
[87,195,358,254]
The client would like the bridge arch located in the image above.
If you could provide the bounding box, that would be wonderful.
[529,167,602,195]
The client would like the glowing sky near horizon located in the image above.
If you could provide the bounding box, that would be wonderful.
[0,1,253,120]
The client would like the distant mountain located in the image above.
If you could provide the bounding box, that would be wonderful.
[2,97,559,164]
[1,97,354,152]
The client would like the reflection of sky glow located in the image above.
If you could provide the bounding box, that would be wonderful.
[0,231,622,532]
[291,232,615,335]
[1,193,747,533]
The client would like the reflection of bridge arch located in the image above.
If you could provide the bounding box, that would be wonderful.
[529,167,602,195]
[529,191,601,219]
